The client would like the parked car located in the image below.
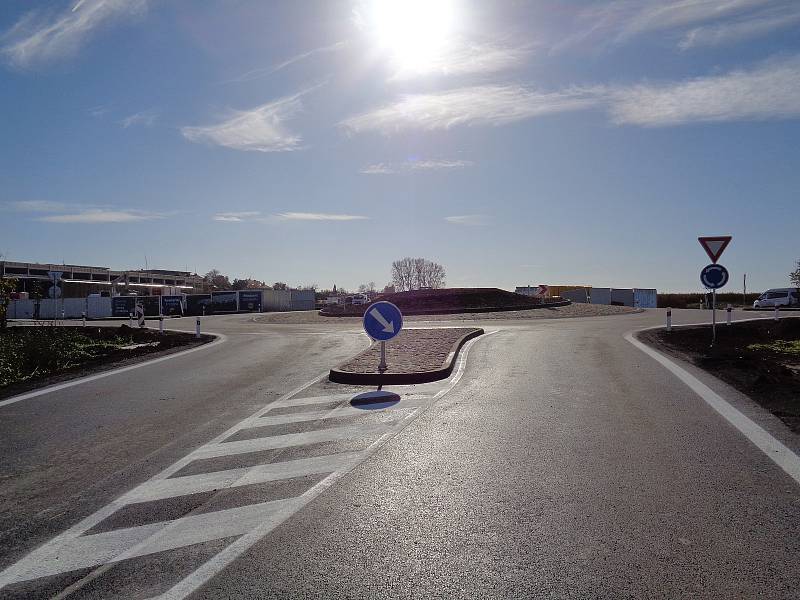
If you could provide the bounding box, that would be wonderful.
[753,288,799,308]
[351,294,370,306]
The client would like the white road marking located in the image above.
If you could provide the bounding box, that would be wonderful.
[155,331,497,600]
[122,452,363,504]
[0,332,226,410]
[252,401,426,426]
[0,330,496,597]
[625,328,800,487]
[194,422,399,460]
[2,499,300,584]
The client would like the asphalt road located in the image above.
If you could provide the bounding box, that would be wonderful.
[1,308,798,599]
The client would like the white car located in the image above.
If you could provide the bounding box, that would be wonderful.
[753,288,799,308]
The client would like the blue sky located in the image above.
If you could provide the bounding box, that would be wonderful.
[1,0,799,293]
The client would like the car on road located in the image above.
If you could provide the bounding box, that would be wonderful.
[753,288,800,308]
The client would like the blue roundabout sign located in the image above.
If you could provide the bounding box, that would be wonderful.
[700,263,729,290]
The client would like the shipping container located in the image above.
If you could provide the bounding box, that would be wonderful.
[633,288,657,308]
[611,288,635,306]
[561,288,589,303]
[590,288,612,305]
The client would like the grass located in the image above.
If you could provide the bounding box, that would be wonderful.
[0,326,139,388]
[747,340,800,356]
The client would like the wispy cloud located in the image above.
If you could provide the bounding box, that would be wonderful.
[344,55,800,132]
[213,211,261,222]
[361,159,474,174]
[445,214,488,226]
[608,56,800,126]
[390,39,531,80]
[38,209,164,223]
[341,85,599,134]
[119,109,158,128]
[274,212,368,221]
[679,8,800,49]
[7,200,73,212]
[6,200,166,223]
[88,104,111,118]
[226,41,347,83]
[181,91,307,152]
[563,0,800,51]
[1,0,148,68]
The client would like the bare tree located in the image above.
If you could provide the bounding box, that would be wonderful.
[391,257,446,291]
[791,259,800,287]
[204,269,231,290]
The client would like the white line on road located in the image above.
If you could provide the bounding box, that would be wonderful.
[0,332,227,410]
[625,328,800,487]
[154,330,498,600]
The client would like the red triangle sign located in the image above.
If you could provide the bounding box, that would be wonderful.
[698,236,731,263]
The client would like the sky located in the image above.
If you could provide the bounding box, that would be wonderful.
[1,0,799,293]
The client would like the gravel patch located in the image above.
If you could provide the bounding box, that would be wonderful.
[337,328,481,375]
[255,304,639,325]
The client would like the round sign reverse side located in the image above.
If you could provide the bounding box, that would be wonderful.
[363,301,403,341]
[700,263,729,290]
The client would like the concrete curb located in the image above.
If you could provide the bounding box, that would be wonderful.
[329,328,485,386]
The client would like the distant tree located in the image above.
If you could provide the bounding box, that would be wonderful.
[391,257,446,291]
[0,277,17,329]
[791,259,800,287]
[204,269,231,290]
[272,282,288,290]
[298,283,318,291]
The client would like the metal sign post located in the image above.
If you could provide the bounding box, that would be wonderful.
[700,263,729,347]
[363,301,404,384]
[698,236,732,348]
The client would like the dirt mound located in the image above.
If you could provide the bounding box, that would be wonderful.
[320,288,566,317]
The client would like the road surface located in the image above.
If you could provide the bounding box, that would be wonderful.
[0,309,798,599]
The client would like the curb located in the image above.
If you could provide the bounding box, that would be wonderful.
[320,301,570,318]
[329,328,485,385]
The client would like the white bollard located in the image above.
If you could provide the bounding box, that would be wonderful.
[774,305,780,321]
[129,313,133,327]
[159,315,164,335]
[726,304,732,326]
[195,318,201,338]
[666,308,672,332]
[82,312,86,327]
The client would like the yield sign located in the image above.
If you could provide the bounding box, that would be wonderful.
[698,236,731,263]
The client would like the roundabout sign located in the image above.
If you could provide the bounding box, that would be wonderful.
[700,264,729,290]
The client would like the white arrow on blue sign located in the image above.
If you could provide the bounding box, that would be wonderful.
[700,263,729,290]
[363,301,403,341]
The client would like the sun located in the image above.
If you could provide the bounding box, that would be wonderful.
[363,0,457,74]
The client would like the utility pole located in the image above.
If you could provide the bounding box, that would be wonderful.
[743,273,747,308]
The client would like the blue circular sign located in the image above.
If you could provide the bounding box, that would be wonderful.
[363,301,403,341]
[700,263,729,289]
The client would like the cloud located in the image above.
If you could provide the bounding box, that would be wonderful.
[608,56,800,126]
[213,211,261,222]
[37,209,164,223]
[445,214,488,226]
[119,109,158,128]
[563,0,800,51]
[274,212,368,221]
[226,41,347,83]
[390,39,531,80]
[361,159,474,174]
[181,92,306,152]
[340,85,599,134]
[1,0,148,68]
[679,9,800,49]
[7,200,72,212]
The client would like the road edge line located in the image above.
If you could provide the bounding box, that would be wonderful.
[0,331,227,410]
[624,326,800,487]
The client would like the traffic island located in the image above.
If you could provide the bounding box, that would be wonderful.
[638,318,800,433]
[330,327,484,385]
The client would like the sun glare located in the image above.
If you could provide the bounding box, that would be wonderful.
[366,0,457,74]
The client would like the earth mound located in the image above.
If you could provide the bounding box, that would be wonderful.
[320,287,567,317]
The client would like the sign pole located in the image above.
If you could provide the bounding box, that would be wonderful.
[378,341,387,374]
[711,289,717,346]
